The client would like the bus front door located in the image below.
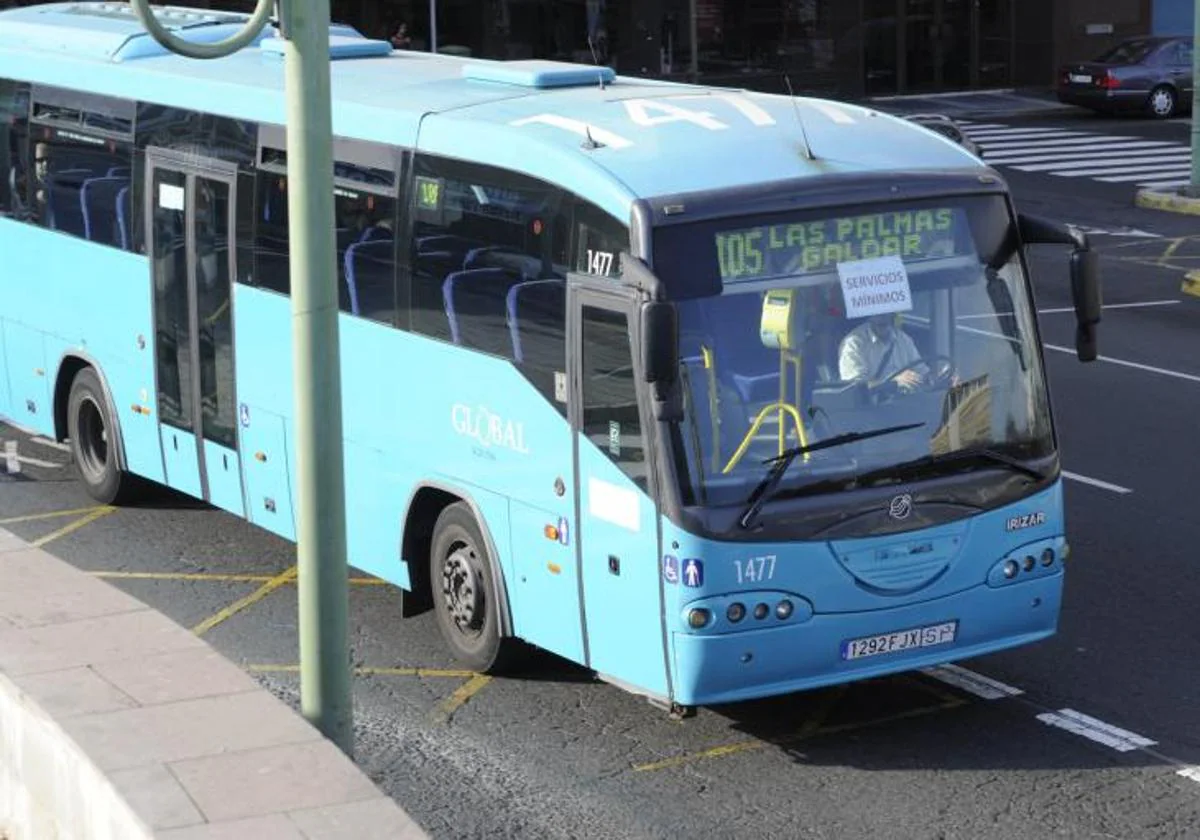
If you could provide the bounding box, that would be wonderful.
[569,282,669,700]
[145,151,246,517]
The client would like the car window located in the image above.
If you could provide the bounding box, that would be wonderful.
[1094,40,1155,64]
[1176,42,1194,66]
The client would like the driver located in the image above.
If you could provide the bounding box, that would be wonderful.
[838,313,926,392]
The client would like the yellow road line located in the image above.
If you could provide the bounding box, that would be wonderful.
[433,674,493,722]
[30,507,115,548]
[89,570,386,586]
[632,693,965,773]
[0,505,107,526]
[191,565,297,636]
[247,663,475,679]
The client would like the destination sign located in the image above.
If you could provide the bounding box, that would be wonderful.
[714,207,972,283]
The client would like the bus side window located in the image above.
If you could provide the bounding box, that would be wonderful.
[253,173,291,296]
[409,154,565,366]
[0,79,31,221]
[28,91,134,247]
[573,199,628,278]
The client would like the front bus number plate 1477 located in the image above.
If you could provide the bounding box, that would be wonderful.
[841,620,959,660]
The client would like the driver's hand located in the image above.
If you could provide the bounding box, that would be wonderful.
[895,369,923,391]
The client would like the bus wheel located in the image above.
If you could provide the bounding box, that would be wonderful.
[429,502,520,674]
[66,367,132,505]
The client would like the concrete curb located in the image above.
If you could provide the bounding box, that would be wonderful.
[0,527,428,839]
[1135,187,1200,217]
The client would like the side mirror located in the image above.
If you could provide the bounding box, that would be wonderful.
[1070,247,1101,362]
[641,300,679,385]
[1018,213,1102,363]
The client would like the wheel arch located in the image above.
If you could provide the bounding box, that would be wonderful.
[399,481,514,637]
[53,352,128,471]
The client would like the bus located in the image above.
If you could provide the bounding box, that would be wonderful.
[0,3,1100,714]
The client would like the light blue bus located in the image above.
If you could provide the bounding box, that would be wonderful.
[0,3,1100,714]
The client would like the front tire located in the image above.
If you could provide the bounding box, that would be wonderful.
[66,367,134,504]
[429,502,522,673]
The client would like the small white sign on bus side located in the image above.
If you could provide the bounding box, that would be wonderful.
[837,255,913,319]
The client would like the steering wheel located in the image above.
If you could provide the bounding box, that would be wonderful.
[887,355,956,392]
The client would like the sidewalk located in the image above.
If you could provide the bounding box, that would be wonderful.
[862,87,1083,121]
[0,525,428,839]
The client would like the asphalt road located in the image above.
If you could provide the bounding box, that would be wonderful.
[3,111,1200,839]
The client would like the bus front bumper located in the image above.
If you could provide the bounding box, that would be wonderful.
[670,572,1061,707]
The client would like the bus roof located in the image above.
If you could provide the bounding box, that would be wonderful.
[0,2,986,221]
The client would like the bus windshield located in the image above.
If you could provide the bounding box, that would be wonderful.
[655,193,1055,511]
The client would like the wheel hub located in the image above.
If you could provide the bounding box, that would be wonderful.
[441,547,482,633]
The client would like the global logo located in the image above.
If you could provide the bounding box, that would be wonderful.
[888,493,913,521]
[451,404,530,454]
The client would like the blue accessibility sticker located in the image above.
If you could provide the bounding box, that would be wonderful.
[682,558,704,588]
[662,555,679,585]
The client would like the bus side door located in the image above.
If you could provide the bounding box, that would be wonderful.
[145,150,246,517]
[569,281,669,699]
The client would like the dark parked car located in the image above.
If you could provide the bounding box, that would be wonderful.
[1056,35,1194,118]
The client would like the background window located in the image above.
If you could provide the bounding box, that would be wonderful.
[0,80,30,220]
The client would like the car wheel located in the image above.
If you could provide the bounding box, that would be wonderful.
[1147,85,1177,119]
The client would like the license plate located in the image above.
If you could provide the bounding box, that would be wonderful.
[1069,73,1091,83]
[841,620,958,661]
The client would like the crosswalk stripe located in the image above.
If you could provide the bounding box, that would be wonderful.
[1015,152,1192,172]
[966,127,1076,136]
[1130,178,1193,189]
[984,146,1187,164]
[1095,167,1196,182]
[982,140,1177,155]
[1062,163,1195,178]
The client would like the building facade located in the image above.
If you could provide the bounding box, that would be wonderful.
[6,0,1165,98]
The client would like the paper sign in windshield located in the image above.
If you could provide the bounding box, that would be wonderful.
[837,255,913,319]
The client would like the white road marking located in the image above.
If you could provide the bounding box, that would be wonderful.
[951,322,1200,386]
[958,300,1179,319]
[1061,471,1132,495]
[1037,709,1156,752]
[1043,342,1200,385]
[922,664,1024,700]
[31,436,70,452]
[3,441,18,474]
[1179,767,1200,785]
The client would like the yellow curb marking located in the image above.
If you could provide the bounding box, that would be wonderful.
[433,674,493,723]
[633,681,966,773]
[247,663,476,679]
[191,565,297,636]
[30,506,116,548]
[0,506,108,526]
[90,570,385,585]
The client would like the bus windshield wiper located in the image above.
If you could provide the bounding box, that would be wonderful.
[738,422,925,530]
[890,446,1047,482]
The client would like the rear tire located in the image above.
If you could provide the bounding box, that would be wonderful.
[429,502,523,674]
[1147,85,1177,119]
[66,367,135,504]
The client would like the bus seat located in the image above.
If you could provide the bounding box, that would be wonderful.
[80,175,129,247]
[442,268,523,356]
[506,278,564,364]
[357,224,392,243]
[343,238,395,319]
[106,166,131,178]
[44,169,91,236]
[116,185,132,250]
[465,246,542,280]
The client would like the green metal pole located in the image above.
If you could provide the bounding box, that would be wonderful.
[1191,0,1199,195]
[127,0,353,757]
[277,0,354,757]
